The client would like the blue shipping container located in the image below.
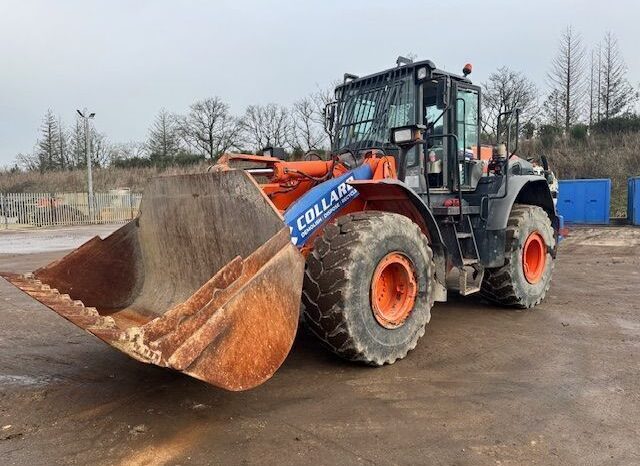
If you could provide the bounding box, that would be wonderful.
[629,177,640,226]
[557,179,611,224]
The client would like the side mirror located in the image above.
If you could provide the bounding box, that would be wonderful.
[436,77,450,110]
[496,108,521,157]
[324,102,337,133]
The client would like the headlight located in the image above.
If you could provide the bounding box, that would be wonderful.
[417,67,428,80]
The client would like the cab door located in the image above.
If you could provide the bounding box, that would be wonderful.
[422,79,450,190]
[453,82,482,189]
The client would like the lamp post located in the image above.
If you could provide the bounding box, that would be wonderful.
[76,108,96,220]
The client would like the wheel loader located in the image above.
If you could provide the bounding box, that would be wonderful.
[2,58,558,391]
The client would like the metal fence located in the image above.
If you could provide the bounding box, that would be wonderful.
[0,190,142,229]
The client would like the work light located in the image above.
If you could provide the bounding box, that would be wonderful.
[390,125,426,147]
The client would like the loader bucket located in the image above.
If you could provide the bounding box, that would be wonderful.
[1,170,305,391]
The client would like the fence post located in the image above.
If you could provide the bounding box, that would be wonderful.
[1,193,6,230]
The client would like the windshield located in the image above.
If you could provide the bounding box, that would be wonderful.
[334,73,415,152]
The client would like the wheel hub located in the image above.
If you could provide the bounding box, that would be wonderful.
[371,253,417,329]
[522,231,546,284]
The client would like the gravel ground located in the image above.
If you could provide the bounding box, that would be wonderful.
[0,225,639,465]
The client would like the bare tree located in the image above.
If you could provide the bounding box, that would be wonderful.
[67,115,110,168]
[213,112,243,157]
[588,47,599,126]
[599,31,638,120]
[482,67,539,135]
[597,45,603,122]
[177,97,241,161]
[547,26,586,131]
[109,141,146,163]
[57,117,69,170]
[405,52,418,62]
[90,130,111,167]
[69,115,86,168]
[242,103,292,151]
[146,108,181,161]
[15,152,40,171]
[291,97,325,152]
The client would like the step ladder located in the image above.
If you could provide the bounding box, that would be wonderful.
[452,216,484,296]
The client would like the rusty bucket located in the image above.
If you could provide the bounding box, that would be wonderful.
[1,170,305,391]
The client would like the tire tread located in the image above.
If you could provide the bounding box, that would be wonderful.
[302,211,434,365]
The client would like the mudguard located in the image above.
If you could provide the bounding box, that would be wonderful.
[486,176,558,231]
[349,178,445,249]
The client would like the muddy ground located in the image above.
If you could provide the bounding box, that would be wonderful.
[0,225,638,465]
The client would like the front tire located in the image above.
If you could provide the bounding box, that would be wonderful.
[302,212,435,365]
[481,204,555,308]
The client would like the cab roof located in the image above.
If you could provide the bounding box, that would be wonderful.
[335,58,472,93]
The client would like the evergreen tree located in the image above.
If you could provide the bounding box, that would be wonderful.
[35,109,61,172]
[146,109,181,162]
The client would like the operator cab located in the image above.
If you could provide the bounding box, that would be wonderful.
[330,58,489,197]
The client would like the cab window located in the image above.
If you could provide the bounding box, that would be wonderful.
[422,83,446,166]
[456,88,479,153]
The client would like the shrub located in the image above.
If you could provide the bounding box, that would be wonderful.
[591,115,640,134]
[570,124,588,141]
[538,125,563,148]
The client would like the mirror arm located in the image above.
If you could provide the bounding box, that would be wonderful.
[324,101,337,134]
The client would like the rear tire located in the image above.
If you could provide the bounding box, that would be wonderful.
[481,204,555,309]
[302,211,435,365]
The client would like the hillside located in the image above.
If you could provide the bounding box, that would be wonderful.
[521,132,640,216]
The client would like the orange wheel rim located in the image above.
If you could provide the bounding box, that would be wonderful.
[522,231,546,284]
[371,253,417,329]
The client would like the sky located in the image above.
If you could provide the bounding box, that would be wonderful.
[0,0,638,166]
